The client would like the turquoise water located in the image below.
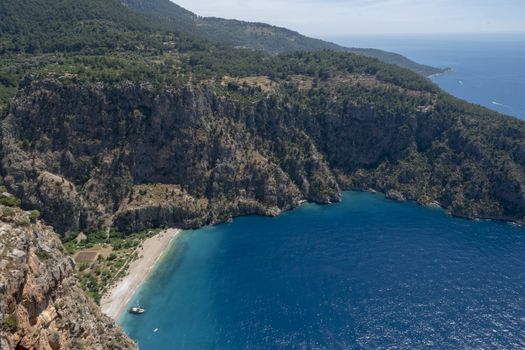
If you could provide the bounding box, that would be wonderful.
[327,33,525,119]
[120,192,525,349]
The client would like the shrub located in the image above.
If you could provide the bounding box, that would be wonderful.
[3,314,18,333]
[1,207,15,218]
[86,230,107,245]
[29,210,40,221]
[0,195,21,207]
[16,216,30,226]
[78,262,90,271]
[36,249,50,261]
[63,241,78,255]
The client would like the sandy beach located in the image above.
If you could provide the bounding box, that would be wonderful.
[100,228,181,320]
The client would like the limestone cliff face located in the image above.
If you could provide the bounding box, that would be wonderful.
[2,78,524,235]
[0,207,136,349]
[1,79,339,234]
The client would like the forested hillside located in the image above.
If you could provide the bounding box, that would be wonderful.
[0,0,445,76]
[120,0,447,76]
[0,0,523,236]
[5,1,524,348]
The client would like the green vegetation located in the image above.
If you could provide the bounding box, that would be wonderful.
[0,48,437,111]
[0,0,152,54]
[29,210,40,221]
[0,184,20,207]
[121,0,446,76]
[0,194,21,207]
[36,249,50,261]
[62,240,78,256]
[2,314,18,333]
[78,271,102,302]
[16,216,30,227]
[1,207,15,218]
[64,228,162,252]
[63,228,162,303]
[0,0,524,238]
[0,0,441,110]
[8,2,524,348]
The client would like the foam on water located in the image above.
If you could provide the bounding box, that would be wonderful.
[492,101,512,109]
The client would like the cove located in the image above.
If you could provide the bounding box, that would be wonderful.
[120,192,525,349]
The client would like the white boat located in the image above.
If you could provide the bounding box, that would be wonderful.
[129,306,145,314]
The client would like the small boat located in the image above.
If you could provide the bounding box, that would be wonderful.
[129,306,145,314]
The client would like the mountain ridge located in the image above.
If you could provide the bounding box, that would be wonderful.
[120,0,448,76]
[0,1,524,348]
[0,0,523,235]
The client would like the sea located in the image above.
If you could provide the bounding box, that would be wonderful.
[120,192,525,349]
[120,34,525,349]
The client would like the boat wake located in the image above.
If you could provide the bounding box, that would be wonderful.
[492,101,512,109]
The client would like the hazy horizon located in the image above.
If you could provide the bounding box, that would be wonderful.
[172,0,525,37]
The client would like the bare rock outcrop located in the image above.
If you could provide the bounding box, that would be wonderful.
[0,206,136,349]
[2,78,524,235]
[1,80,338,235]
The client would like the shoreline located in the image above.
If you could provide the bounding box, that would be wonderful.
[428,67,453,79]
[99,191,523,322]
[100,228,181,320]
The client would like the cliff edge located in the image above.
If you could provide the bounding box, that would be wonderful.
[0,206,136,349]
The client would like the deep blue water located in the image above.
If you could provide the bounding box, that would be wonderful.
[120,192,525,349]
[326,33,525,119]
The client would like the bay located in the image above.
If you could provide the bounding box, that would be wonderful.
[120,192,525,349]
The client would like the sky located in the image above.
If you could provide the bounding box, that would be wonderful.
[172,0,525,37]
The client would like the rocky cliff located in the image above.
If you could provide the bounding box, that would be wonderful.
[0,206,136,349]
[2,75,524,236]
[1,78,339,234]
[2,1,523,349]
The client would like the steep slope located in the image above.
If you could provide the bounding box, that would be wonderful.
[2,53,524,235]
[1,78,336,234]
[0,0,445,77]
[124,0,447,76]
[0,0,152,54]
[2,1,523,349]
[0,206,136,349]
[0,0,523,238]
